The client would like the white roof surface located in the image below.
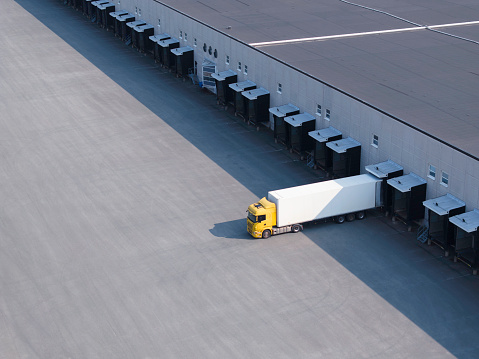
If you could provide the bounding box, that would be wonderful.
[326,137,361,153]
[365,160,403,179]
[423,194,466,216]
[268,103,300,117]
[308,126,342,143]
[387,172,427,193]
[449,209,479,233]
[283,113,315,127]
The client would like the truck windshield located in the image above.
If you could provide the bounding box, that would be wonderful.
[247,212,257,223]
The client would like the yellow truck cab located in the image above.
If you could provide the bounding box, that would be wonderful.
[247,197,276,238]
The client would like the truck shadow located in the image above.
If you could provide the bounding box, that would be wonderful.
[209,218,252,240]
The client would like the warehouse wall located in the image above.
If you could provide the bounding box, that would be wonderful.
[117,0,479,211]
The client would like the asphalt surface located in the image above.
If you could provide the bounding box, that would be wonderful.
[1,0,479,358]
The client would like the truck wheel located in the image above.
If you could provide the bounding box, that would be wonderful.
[356,211,365,220]
[292,224,301,233]
[336,215,345,224]
[346,213,355,222]
[262,230,271,239]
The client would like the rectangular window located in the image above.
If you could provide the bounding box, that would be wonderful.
[194,38,197,47]
[237,62,241,71]
[179,31,182,39]
[158,19,161,27]
[184,33,187,41]
[326,109,331,120]
[441,171,449,187]
[225,55,230,65]
[277,83,282,94]
[135,7,138,14]
[372,134,379,148]
[138,8,141,16]
[428,164,436,180]
[244,65,248,75]
[316,104,322,116]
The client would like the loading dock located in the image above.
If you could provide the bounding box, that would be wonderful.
[149,33,170,60]
[228,80,256,117]
[211,70,237,108]
[108,10,128,32]
[308,126,342,173]
[91,1,109,24]
[116,13,135,39]
[97,2,115,28]
[171,46,194,78]
[449,209,479,274]
[387,173,427,229]
[284,113,315,160]
[365,159,403,214]
[241,88,270,129]
[157,38,180,69]
[269,104,300,146]
[83,0,94,17]
[423,194,466,256]
[326,137,361,178]
[125,20,146,45]
[132,24,154,52]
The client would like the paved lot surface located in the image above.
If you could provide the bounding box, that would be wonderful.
[1,0,479,358]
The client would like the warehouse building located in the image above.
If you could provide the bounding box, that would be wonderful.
[81,0,479,210]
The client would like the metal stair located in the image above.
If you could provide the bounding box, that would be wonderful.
[306,152,315,168]
[416,224,429,243]
[124,34,132,46]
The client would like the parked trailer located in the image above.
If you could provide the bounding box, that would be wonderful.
[247,174,382,238]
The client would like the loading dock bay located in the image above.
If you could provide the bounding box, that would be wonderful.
[2,0,479,358]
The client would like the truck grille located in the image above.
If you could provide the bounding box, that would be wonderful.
[247,220,253,233]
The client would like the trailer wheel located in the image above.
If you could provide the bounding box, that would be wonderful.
[292,224,301,233]
[356,211,365,220]
[346,213,355,222]
[262,230,271,239]
[336,215,345,224]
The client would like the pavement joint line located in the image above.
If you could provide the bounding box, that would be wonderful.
[250,20,479,47]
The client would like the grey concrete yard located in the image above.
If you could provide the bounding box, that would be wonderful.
[1,0,479,358]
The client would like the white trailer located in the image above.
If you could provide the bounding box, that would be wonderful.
[268,174,382,227]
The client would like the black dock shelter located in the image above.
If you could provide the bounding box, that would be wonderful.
[228,80,256,117]
[108,10,128,32]
[241,88,270,129]
[449,209,479,274]
[125,20,146,45]
[97,2,115,28]
[149,33,170,59]
[157,38,180,69]
[82,0,88,16]
[133,24,154,52]
[308,126,342,172]
[387,173,427,229]
[72,0,83,11]
[211,70,237,108]
[269,104,300,145]
[116,13,135,39]
[365,159,403,214]
[423,194,466,256]
[91,1,109,24]
[326,137,361,178]
[171,46,194,78]
[283,113,316,160]
[83,0,96,18]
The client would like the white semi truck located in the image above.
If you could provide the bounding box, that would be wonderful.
[247,174,382,238]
